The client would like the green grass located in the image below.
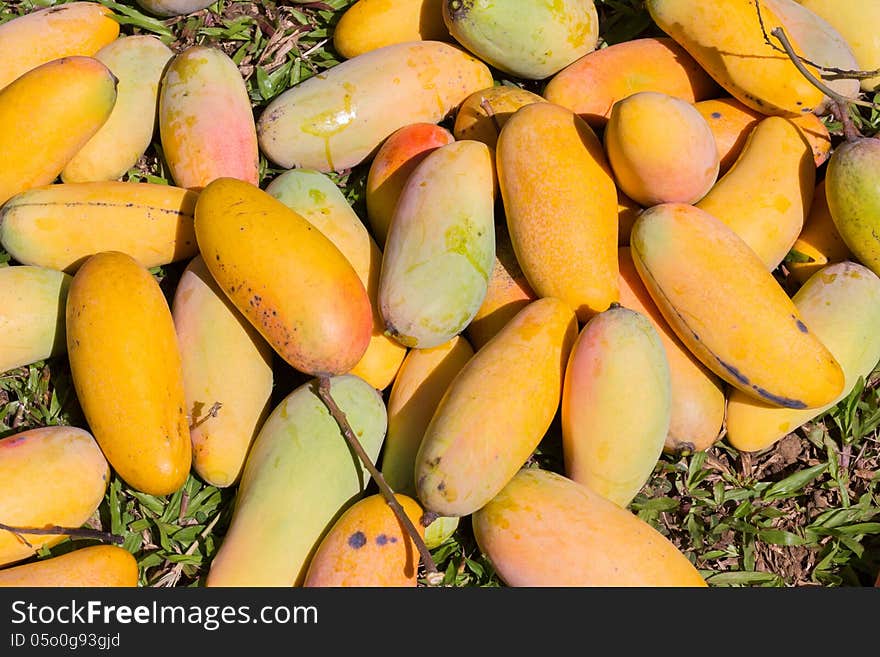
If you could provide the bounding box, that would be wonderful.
[1,0,879,588]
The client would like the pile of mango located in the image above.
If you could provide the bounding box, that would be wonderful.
[1,0,880,588]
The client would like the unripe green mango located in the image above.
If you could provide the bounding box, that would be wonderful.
[205,374,387,587]
[134,0,216,17]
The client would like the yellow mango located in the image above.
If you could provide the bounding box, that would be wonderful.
[66,251,192,496]
[786,180,853,285]
[453,85,546,150]
[415,297,578,518]
[497,102,618,323]
[0,545,138,587]
[333,0,451,59]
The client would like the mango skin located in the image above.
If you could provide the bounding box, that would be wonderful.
[159,45,259,190]
[0,545,138,587]
[266,169,407,390]
[0,56,117,206]
[66,251,192,496]
[303,494,424,587]
[0,426,109,568]
[0,2,119,91]
[442,0,599,80]
[605,91,719,207]
[172,255,274,489]
[787,180,853,285]
[333,0,451,59]
[194,177,373,377]
[379,139,495,349]
[415,297,578,518]
[453,85,546,150]
[0,181,199,274]
[497,102,618,323]
[630,202,845,410]
[134,0,216,17]
[727,261,880,453]
[543,36,721,128]
[62,35,174,183]
[472,468,708,587]
[205,374,387,587]
[257,40,492,172]
[0,266,71,373]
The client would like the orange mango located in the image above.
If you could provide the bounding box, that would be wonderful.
[786,180,853,285]
[333,0,451,59]
[0,545,138,587]
[453,85,546,150]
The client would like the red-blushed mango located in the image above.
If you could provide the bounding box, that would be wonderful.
[0,181,198,274]
[205,375,387,587]
[0,426,109,568]
[365,122,454,247]
[378,139,495,349]
[256,41,492,172]
[787,180,853,285]
[62,35,174,183]
[497,102,618,323]
[543,37,721,128]
[172,255,274,489]
[696,116,815,271]
[66,251,192,496]
[727,262,880,453]
[453,85,546,150]
[618,247,725,455]
[472,468,708,587]
[646,0,825,116]
[415,297,578,518]
[193,177,372,377]
[159,45,258,190]
[134,0,217,17]
[630,202,845,409]
[0,2,119,91]
[562,305,671,507]
[617,190,643,247]
[333,0,451,59]
[303,494,423,587]
[266,169,407,390]
[0,56,117,206]
[0,545,138,587]
[0,266,71,373]
[604,91,719,207]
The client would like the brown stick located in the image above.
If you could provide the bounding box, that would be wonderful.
[0,523,124,547]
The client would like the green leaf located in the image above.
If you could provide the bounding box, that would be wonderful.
[757,529,806,546]
[762,463,828,500]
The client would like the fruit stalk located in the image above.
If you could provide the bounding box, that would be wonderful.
[0,522,123,546]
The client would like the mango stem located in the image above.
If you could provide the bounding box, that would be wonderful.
[0,522,124,547]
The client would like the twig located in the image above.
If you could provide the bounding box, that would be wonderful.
[0,522,124,547]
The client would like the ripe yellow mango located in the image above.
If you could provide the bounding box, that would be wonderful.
[0,426,109,568]
[0,56,117,206]
[727,261,880,452]
[415,297,578,517]
[256,40,492,172]
[0,545,138,587]
[631,202,845,409]
[194,177,373,377]
[333,0,451,59]
[786,180,853,285]
[497,102,618,322]
[66,251,192,496]
[453,85,546,150]
[472,468,708,586]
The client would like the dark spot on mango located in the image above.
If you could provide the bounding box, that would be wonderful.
[348,531,367,549]
[376,534,390,546]
[711,112,722,119]
[796,319,808,333]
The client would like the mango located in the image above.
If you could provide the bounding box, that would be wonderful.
[0,56,117,206]
[0,545,138,587]
[303,493,423,587]
[0,266,71,373]
[604,91,719,207]
[645,0,824,115]
[0,2,119,91]
[66,251,192,496]
[562,305,671,508]
[256,40,492,172]
[472,468,708,586]
[442,0,599,80]
[786,180,853,285]
[422,515,459,550]
[696,116,815,271]
[134,0,217,17]
[0,181,199,274]
[194,177,373,377]
[266,168,407,390]
[365,122,455,247]
[543,36,721,128]
[415,297,578,518]
[0,426,109,568]
[618,247,726,455]
[333,0,451,59]
[159,45,259,190]
[497,102,618,323]
[378,139,495,349]
[205,374,387,587]
[61,35,174,183]
[453,85,546,150]
[171,255,274,489]
[727,261,880,453]
[630,202,845,409]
